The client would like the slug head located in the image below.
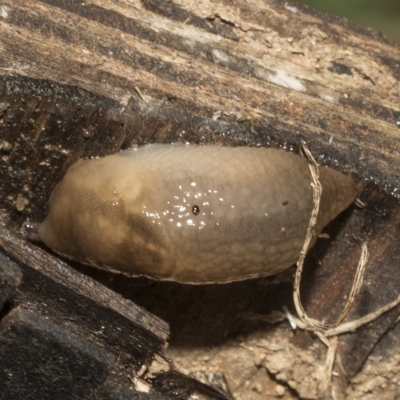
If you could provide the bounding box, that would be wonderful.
[38,155,175,278]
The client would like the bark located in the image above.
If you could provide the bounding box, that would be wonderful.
[0,0,400,398]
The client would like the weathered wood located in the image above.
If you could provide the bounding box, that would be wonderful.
[0,0,400,397]
[0,251,22,309]
[0,227,168,351]
[0,307,116,400]
[149,371,235,400]
[0,227,172,398]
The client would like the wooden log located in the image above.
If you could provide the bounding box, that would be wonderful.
[0,307,117,399]
[0,227,171,399]
[0,0,399,397]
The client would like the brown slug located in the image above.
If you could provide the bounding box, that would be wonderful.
[34,144,357,284]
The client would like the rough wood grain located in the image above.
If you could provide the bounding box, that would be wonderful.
[0,226,173,399]
[0,227,168,344]
[1,0,400,397]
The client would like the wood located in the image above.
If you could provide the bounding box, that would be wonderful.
[0,307,116,399]
[0,228,169,354]
[0,0,400,397]
[0,226,172,399]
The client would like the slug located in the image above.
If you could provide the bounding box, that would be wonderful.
[35,144,356,284]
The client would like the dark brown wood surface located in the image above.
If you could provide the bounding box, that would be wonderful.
[1,0,400,396]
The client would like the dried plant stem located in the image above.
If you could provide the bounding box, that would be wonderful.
[291,142,400,398]
[293,141,369,332]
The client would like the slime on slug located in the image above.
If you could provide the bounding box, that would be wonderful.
[26,144,357,284]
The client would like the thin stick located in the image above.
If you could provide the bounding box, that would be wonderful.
[293,141,369,332]
[134,86,145,101]
[330,243,368,327]
[293,141,325,330]
[324,292,400,337]
[316,333,338,397]
[284,294,400,337]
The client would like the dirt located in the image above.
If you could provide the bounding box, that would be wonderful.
[159,319,400,400]
[165,323,327,400]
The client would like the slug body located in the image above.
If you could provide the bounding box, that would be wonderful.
[38,144,356,284]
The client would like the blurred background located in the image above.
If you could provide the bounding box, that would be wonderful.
[295,0,400,45]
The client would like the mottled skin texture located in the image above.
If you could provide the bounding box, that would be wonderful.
[38,145,357,283]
